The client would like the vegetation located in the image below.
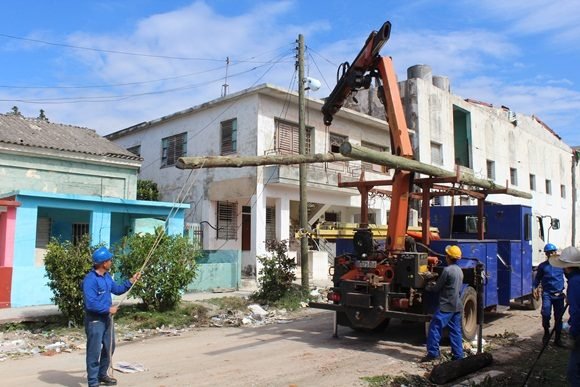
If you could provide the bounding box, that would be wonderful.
[252,239,297,304]
[115,302,209,330]
[362,373,432,387]
[43,235,94,325]
[137,179,160,201]
[113,228,199,311]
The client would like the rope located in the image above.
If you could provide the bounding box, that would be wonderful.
[107,161,205,376]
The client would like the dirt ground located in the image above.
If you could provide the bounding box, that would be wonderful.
[0,304,569,386]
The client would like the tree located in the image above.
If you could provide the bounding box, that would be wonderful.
[113,228,199,311]
[253,239,297,303]
[137,179,160,201]
[8,106,21,116]
[38,109,49,121]
[44,235,94,325]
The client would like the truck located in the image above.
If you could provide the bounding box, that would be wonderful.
[308,20,558,340]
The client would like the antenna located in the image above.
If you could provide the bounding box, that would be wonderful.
[221,56,230,97]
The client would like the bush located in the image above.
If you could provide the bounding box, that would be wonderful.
[113,228,199,311]
[137,179,160,201]
[253,240,296,303]
[44,235,93,325]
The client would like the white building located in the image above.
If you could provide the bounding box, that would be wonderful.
[107,67,580,276]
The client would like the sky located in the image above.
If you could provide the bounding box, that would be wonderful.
[1,0,579,146]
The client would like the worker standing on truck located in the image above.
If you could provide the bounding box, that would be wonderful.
[421,245,464,362]
[548,246,580,386]
[533,243,565,346]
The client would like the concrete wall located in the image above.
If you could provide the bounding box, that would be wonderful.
[0,152,138,199]
[187,250,241,291]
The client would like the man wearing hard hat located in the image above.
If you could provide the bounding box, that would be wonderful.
[533,243,565,346]
[83,246,140,387]
[421,245,464,362]
[549,246,580,386]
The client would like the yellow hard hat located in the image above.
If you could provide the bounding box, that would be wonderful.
[445,245,462,260]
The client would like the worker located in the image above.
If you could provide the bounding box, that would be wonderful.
[549,246,580,386]
[421,245,464,362]
[83,246,140,387]
[533,243,565,346]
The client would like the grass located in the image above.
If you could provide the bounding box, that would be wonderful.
[114,302,209,330]
[362,373,432,387]
[205,296,248,311]
[0,315,72,333]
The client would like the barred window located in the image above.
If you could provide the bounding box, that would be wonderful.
[221,118,237,155]
[72,223,89,245]
[217,201,238,240]
[161,133,187,167]
[486,160,495,180]
[329,132,348,153]
[266,207,276,241]
[274,118,312,154]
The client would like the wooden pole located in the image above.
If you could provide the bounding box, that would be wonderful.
[339,142,532,199]
[176,153,352,169]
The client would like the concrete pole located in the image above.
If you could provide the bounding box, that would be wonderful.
[298,34,309,289]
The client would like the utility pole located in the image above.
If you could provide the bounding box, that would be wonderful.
[297,34,309,289]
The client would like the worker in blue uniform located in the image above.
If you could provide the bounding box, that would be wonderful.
[83,246,140,387]
[533,243,565,346]
[549,246,580,386]
[421,245,464,362]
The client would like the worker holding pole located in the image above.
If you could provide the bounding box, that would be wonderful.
[422,245,464,362]
[82,246,140,387]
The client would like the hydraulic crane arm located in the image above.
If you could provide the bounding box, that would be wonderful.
[322,20,414,252]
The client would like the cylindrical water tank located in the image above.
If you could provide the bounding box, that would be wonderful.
[407,65,432,82]
[433,75,450,92]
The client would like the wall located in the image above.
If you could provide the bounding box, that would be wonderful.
[187,250,241,291]
[0,152,137,199]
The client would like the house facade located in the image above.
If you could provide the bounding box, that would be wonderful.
[0,114,188,307]
[107,72,579,277]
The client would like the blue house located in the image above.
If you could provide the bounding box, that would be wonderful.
[0,113,188,307]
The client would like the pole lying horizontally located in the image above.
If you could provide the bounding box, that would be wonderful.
[176,153,353,169]
[339,142,532,199]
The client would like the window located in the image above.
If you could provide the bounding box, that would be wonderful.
[530,174,536,191]
[217,201,238,240]
[329,133,348,153]
[361,141,388,173]
[510,168,518,186]
[36,217,51,248]
[127,145,141,156]
[486,160,495,180]
[221,118,237,155]
[274,118,312,154]
[545,179,552,195]
[72,223,89,245]
[325,211,341,222]
[561,185,566,199]
[430,142,443,166]
[161,133,187,167]
[265,207,276,241]
[452,215,486,234]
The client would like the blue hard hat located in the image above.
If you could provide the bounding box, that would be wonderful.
[544,243,558,253]
[92,246,113,264]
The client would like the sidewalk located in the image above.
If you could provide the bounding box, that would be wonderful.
[0,288,255,324]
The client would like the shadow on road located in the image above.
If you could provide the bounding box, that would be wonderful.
[38,369,85,387]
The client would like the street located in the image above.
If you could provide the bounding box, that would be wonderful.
[0,307,545,387]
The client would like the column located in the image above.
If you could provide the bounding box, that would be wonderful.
[90,209,111,246]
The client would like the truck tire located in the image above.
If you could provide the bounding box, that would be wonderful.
[461,287,477,341]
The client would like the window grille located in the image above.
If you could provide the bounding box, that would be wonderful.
[161,133,187,167]
[36,217,51,248]
[221,118,237,155]
[72,223,89,245]
[265,207,276,241]
[329,133,348,153]
[486,160,495,180]
[217,201,238,240]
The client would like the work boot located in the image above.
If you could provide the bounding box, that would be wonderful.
[542,317,550,345]
[554,329,565,347]
[99,375,117,386]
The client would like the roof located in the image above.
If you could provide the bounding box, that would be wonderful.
[0,113,140,161]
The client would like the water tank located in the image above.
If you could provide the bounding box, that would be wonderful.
[407,65,432,83]
[433,75,450,92]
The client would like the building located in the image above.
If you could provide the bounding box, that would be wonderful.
[0,113,188,307]
[107,68,579,279]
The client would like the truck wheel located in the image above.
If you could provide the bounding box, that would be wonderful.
[461,287,477,341]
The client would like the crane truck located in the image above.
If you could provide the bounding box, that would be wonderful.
[308,20,556,340]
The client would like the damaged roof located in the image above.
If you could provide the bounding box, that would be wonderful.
[0,113,140,161]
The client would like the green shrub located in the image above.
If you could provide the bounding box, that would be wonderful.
[137,179,160,201]
[113,228,199,311]
[44,235,93,325]
[252,239,296,303]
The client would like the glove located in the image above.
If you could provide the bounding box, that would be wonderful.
[421,272,439,282]
[532,288,540,300]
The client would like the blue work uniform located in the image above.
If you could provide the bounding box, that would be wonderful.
[83,269,132,387]
[534,260,565,335]
[425,263,464,360]
[567,269,580,386]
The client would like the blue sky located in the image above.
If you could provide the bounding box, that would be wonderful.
[1,0,579,146]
